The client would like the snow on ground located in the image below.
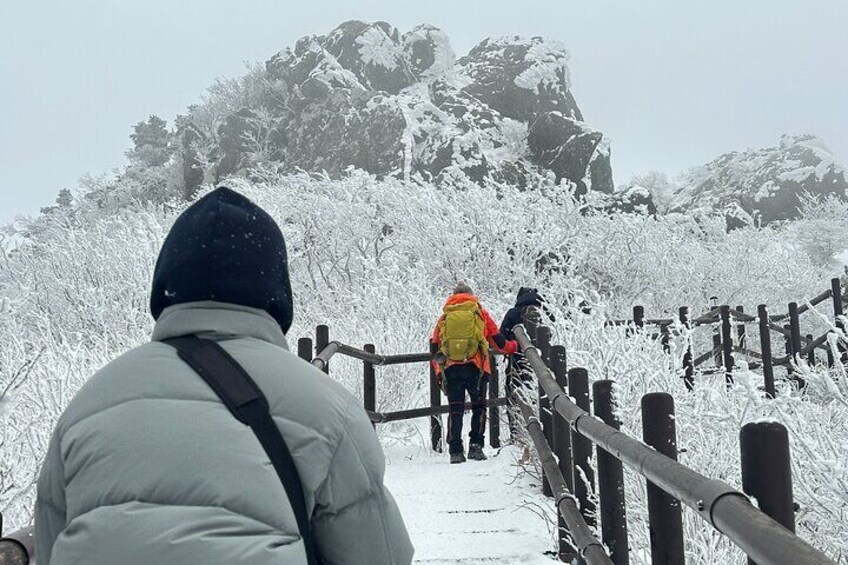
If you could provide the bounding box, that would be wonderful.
[384,441,558,564]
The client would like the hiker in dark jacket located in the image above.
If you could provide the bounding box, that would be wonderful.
[499,287,554,340]
[35,187,413,565]
[430,283,517,464]
[499,287,555,440]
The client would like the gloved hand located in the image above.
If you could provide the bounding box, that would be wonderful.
[503,340,519,356]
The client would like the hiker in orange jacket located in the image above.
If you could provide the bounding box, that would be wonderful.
[431,282,518,463]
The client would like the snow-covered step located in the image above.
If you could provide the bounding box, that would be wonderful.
[384,444,558,564]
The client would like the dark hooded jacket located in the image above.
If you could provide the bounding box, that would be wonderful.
[499,287,555,340]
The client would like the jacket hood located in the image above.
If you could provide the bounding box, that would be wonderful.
[515,287,542,308]
[150,187,294,333]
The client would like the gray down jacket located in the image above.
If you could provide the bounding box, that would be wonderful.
[35,301,414,564]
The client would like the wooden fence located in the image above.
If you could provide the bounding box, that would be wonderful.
[0,325,506,563]
[514,308,836,564]
[297,326,506,450]
[1,315,840,564]
[606,277,847,395]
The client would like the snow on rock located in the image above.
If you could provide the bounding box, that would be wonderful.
[528,112,614,194]
[670,134,848,224]
[323,21,415,94]
[402,24,456,80]
[356,24,403,71]
[514,38,572,96]
[459,36,580,124]
[211,21,613,191]
[601,183,659,215]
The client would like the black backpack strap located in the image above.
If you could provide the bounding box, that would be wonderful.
[163,336,319,565]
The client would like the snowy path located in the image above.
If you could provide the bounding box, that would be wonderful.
[384,443,559,564]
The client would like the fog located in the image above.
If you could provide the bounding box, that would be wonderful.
[1,0,845,222]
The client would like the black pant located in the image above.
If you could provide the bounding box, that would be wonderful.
[445,363,488,454]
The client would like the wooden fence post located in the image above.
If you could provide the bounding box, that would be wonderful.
[551,350,577,565]
[713,327,722,368]
[832,277,846,362]
[788,303,805,389]
[488,352,501,449]
[827,334,836,368]
[634,305,645,329]
[551,346,572,494]
[740,422,796,565]
[720,305,734,388]
[537,326,553,498]
[680,306,694,391]
[805,334,816,366]
[429,341,442,452]
[316,324,330,374]
[758,305,776,399]
[364,344,376,420]
[642,392,684,565]
[569,367,596,528]
[736,305,747,349]
[783,323,793,381]
[0,541,28,565]
[788,303,802,360]
[629,305,645,338]
[594,380,630,565]
[551,345,578,562]
[298,337,313,362]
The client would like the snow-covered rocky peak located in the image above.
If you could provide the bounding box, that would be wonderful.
[267,21,416,95]
[210,21,613,192]
[460,36,580,123]
[670,134,848,224]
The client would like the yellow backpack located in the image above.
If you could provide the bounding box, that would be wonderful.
[440,301,488,362]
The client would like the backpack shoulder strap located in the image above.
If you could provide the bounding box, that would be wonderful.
[163,336,319,565]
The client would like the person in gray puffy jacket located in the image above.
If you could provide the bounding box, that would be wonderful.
[35,186,414,564]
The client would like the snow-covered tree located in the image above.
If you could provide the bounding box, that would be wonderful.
[128,115,173,167]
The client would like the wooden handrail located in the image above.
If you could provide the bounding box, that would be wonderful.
[367,398,508,424]
[514,396,613,565]
[514,324,835,565]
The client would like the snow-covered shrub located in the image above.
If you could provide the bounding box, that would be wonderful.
[786,194,848,268]
[1,171,845,562]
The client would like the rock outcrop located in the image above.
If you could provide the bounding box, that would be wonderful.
[669,134,848,223]
[208,21,613,192]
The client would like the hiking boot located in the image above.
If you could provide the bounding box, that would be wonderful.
[467,444,487,461]
[450,452,467,464]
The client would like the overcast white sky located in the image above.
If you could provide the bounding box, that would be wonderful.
[1,0,846,224]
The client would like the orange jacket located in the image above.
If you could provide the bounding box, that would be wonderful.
[430,293,518,375]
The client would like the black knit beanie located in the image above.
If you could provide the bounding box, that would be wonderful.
[150,186,293,333]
